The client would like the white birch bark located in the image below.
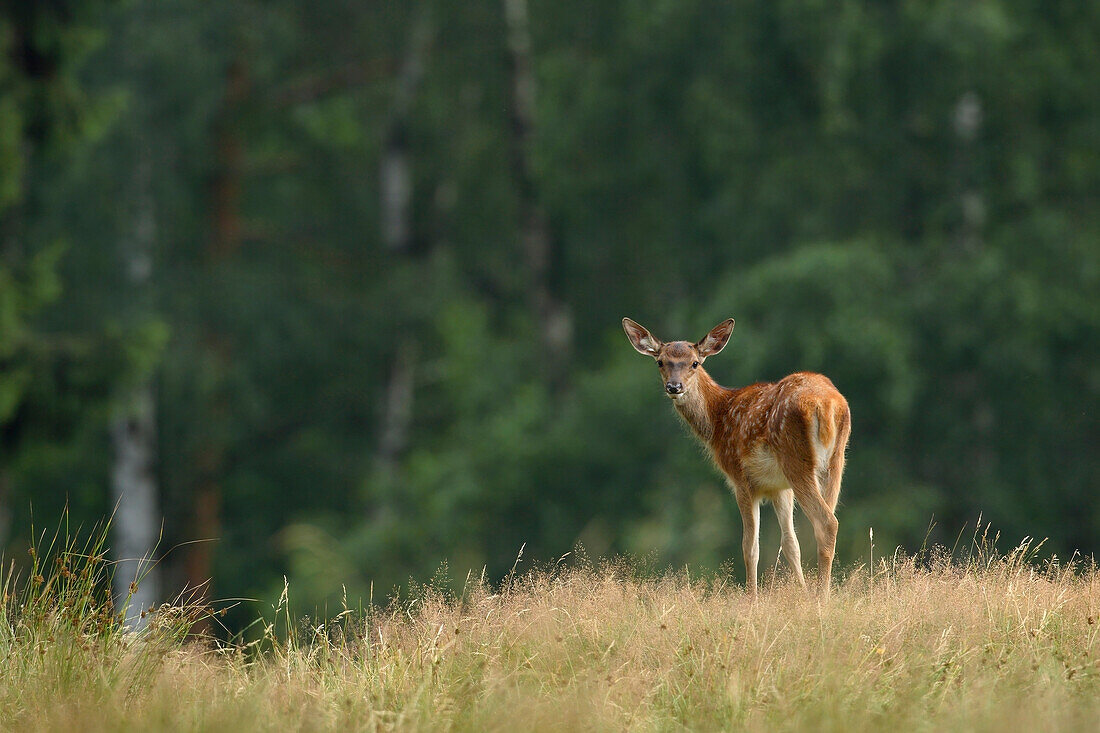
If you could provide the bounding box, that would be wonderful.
[111,155,160,629]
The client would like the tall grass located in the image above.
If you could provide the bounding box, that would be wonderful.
[1,528,1097,731]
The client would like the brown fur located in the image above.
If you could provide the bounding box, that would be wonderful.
[623,318,851,598]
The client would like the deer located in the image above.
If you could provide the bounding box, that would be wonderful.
[622,317,850,599]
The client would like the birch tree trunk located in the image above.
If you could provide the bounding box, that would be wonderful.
[110,384,160,627]
[380,12,429,253]
[376,13,430,476]
[110,154,160,629]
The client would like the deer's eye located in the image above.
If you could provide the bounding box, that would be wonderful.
[692,361,699,368]
[656,360,663,367]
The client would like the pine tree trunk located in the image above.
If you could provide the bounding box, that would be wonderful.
[185,56,248,614]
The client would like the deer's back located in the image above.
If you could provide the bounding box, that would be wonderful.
[711,372,849,494]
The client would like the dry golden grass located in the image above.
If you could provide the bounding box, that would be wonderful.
[2,538,1099,731]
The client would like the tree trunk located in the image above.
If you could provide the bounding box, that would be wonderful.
[375,13,430,477]
[952,91,984,254]
[185,55,248,615]
[503,0,572,385]
[110,383,160,627]
[380,11,429,253]
[110,152,161,629]
[376,341,416,480]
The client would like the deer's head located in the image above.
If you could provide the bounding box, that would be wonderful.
[622,318,735,399]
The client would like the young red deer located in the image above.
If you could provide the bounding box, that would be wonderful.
[622,317,850,598]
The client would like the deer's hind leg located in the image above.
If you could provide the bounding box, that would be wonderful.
[772,489,806,589]
[779,458,838,596]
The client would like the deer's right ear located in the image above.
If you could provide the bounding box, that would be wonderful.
[622,318,663,357]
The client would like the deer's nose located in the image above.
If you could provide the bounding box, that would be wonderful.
[665,381,683,395]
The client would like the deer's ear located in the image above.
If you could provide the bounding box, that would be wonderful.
[622,318,662,357]
[696,318,735,357]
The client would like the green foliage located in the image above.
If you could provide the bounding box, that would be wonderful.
[0,0,1098,626]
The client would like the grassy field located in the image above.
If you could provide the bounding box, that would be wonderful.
[2,533,1098,732]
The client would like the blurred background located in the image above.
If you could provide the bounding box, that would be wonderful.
[1,0,1097,629]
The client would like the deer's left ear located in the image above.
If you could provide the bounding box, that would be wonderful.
[696,318,735,357]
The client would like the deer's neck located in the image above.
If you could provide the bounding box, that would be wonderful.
[672,368,728,444]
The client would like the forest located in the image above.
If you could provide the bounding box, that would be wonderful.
[0,0,1097,630]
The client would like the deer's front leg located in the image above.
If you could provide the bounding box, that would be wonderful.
[736,493,761,600]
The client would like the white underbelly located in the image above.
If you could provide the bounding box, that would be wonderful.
[744,446,789,494]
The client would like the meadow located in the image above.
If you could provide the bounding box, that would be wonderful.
[2,530,1098,732]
